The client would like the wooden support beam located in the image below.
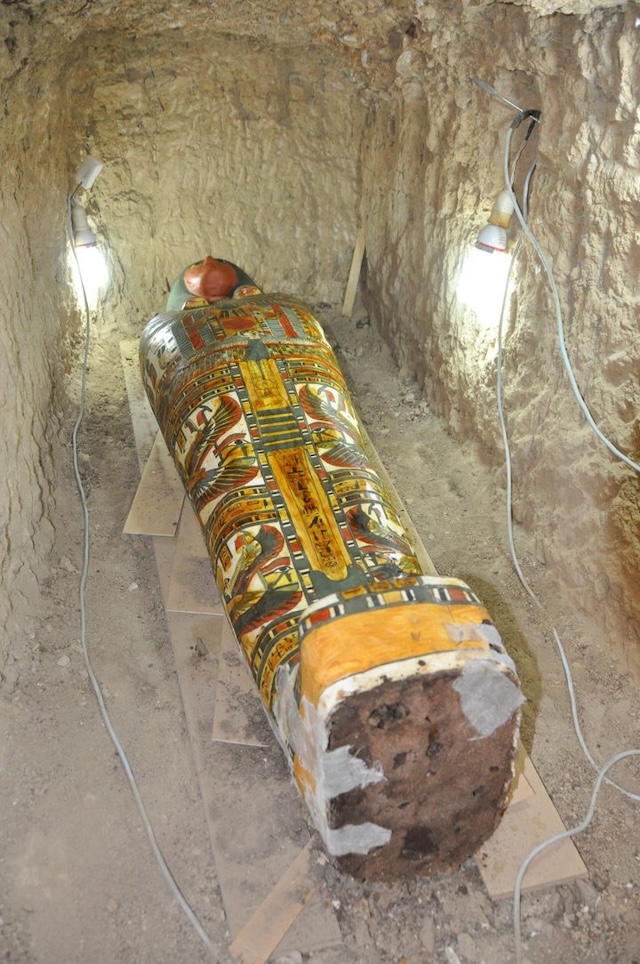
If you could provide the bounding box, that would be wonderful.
[476,750,588,899]
[342,229,366,317]
[123,432,184,537]
[166,504,223,615]
[212,618,271,747]
[229,842,319,964]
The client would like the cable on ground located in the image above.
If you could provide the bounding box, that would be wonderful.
[66,191,215,956]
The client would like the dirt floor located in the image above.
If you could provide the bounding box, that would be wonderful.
[1,297,640,964]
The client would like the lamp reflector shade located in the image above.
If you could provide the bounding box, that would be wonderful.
[75,156,104,191]
[475,223,508,253]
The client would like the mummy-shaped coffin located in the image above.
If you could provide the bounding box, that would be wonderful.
[140,259,523,879]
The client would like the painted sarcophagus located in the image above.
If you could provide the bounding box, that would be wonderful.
[140,257,523,879]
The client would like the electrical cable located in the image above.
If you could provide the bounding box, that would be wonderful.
[496,165,538,605]
[513,749,640,963]
[503,114,640,475]
[496,125,640,804]
[491,120,640,962]
[472,76,527,116]
[66,191,215,957]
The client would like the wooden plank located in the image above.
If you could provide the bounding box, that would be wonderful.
[229,842,319,964]
[165,613,341,957]
[341,229,366,317]
[120,339,160,472]
[166,504,223,615]
[209,741,341,953]
[123,433,185,537]
[165,610,222,732]
[211,618,271,748]
[153,535,179,606]
[475,753,588,899]
[506,742,535,812]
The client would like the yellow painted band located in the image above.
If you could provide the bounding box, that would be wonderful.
[299,602,493,707]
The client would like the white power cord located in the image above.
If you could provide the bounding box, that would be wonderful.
[66,192,215,956]
[491,121,640,962]
[513,749,640,961]
[503,123,640,475]
[496,164,538,606]
[497,123,640,804]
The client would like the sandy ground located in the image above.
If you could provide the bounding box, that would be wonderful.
[1,298,639,964]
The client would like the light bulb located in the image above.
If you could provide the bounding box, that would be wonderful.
[71,201,97,247]
[456,246,512,331]
[70,244,109,310]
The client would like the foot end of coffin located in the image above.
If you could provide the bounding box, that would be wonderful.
[276,582,523,880]
[327,658,520,880]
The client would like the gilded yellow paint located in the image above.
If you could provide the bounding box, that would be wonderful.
[299,602,493,707]
[239,349,351,581]
[271,447,352,581]
[257,629,299,704]
[239,356,290,411]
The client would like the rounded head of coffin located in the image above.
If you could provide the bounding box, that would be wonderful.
[184,256,239,302]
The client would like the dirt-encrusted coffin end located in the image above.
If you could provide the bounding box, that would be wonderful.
[326,668,518,880]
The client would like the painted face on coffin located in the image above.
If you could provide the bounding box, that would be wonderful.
[184,256,239,302]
